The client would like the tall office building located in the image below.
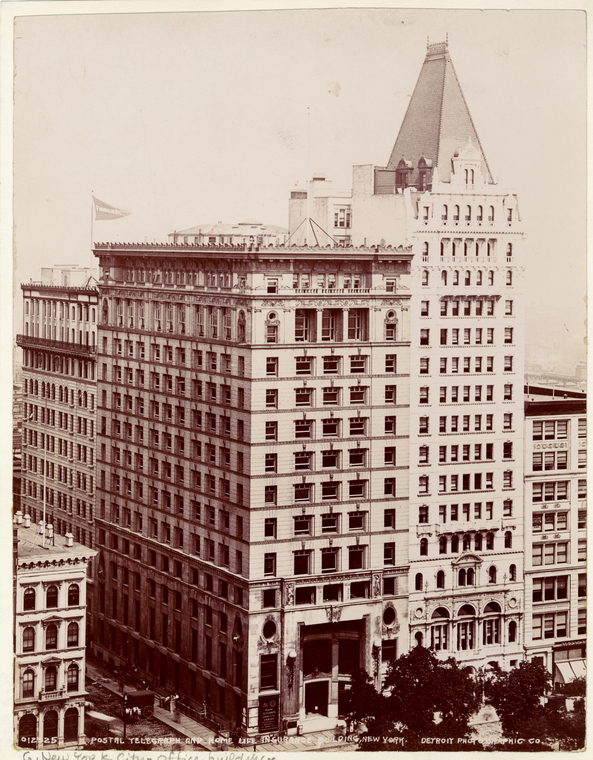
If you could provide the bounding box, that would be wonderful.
[17,267,98,550]
[349,39,527,669]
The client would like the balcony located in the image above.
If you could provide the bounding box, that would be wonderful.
[16,334,96,357]
[294,287,370,295]
[40,687,66,701]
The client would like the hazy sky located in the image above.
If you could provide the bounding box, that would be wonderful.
[9,6,587,355]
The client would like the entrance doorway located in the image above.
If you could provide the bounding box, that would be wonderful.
[305,680,329,716]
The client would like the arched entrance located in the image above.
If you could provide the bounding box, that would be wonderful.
[43,710,59,743]
[18,713,37,748]
[64,707,79,743]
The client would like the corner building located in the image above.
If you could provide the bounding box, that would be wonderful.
[93,242,412,734]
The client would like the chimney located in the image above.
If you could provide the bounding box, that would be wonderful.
[65,533,73,547]
[15,510,23,525]
[23,514,31,528]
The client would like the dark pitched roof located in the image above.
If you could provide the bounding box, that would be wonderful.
[386,40,493,184]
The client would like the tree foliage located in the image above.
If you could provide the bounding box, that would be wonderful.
[487,660,552,740]
[345,646,482,751]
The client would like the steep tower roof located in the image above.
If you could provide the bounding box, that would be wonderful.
[386,39,493,185]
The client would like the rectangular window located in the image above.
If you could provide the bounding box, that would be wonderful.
[295,420,313,438]
[296,356,313,375]
[420,358,429,374]
[384,446,396,465]
[294,551,311,575]
[295,388,313,406]
[260,654,277,690]
[385,355,397,373]
[322,418,340,437]
[294,451,313,470]
[385,385,397,404]
[294,485,312,503]
[385,416,396,434]
[349,386,367,404]
[266,357,278,376]
[349,355,367,373]
[264,553,276,576]
[323,356,339,374]
[265,389,278,408]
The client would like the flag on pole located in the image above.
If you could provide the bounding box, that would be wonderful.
[93,196,131,220]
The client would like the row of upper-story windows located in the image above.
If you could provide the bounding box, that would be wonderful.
[21,621,80,652]
[420,384,499,404]
[262,508,396,542]
[20,662,80,699]
[422,298,513,317]
[421,356,496,374]
[422,239,515,257]
[421,327,514,346]
[419,412,513,435]
[532,419,586,440]
[421,441,509,465]
[260,476,399,506]
[24,321,97,346]
[532,574,586,603]
[262,446,397,473]
[22,350,95,380]
[418,470,514,495]
[267,354,398,376]
[23,404,95,439]
[25,300,96,323]
[23,381,95,409]
[22,583,79,611]
[532,450,587,471]
[421,269,514,286]
[532,540,587,566]
[432,499,514,523]
[431,383,514,405]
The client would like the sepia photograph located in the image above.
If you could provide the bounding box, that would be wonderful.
[4,2,586,755]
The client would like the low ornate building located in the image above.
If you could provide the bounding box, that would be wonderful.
[14,517,96,749]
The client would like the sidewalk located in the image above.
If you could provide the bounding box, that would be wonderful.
[86,662,357,752]
[86,662,215,749]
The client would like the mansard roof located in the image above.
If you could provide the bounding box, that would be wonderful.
[386,39,493,185]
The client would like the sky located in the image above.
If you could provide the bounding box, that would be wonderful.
[8,5,587,362]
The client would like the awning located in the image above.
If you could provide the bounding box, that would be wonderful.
[554,659,587,683]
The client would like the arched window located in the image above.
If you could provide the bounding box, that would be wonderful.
[488,270,494,286]
[422,242,429,256]
[46,624,58,650]
[465,271,471,286]
[488,566,497,584]
[476,271,483,286]
[463,534,471,551]
[509,564,516,581]
[67,663,79,692]
[474,533,482,551]
[23,588,35,611]
[46,585,58,609]
[64,707,79,743]
[441,270,448,286]
[506,243,513,256]
[488,206,494,222]
[440,241,445,256]
[420,538,428,556]
[422,270,429,286]
[415,572,423,591]
[453,205,460,222]
[23,627,35,652]
[458,568,466,586]
[439,536,447,555]
[451,535,459,553]
[508,620,517,643]
[22,669,35,698]
[465,205,471,221]
[43,710,59,743]
[504,531,512,549]
[67,622,79,648]
[486,532,494,550]
[18,713,37,747]
[45,666,57,692]
[467,568,475,586]
[453,270,459,286]
[68,584,79,606]
[506,270,513,286]
[477,205,483,222]
[436,570,445,589]
[442,204,448,221]
[415,631,424,647]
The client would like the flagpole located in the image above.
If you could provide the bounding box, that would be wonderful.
[90,194,94,272]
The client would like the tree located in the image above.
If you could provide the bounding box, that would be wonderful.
[487,660,552,741]
[345,646,482,751]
